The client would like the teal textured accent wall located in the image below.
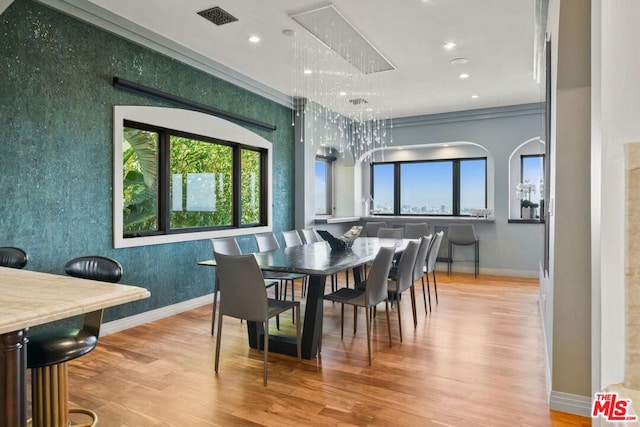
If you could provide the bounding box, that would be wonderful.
[0,0,294,321]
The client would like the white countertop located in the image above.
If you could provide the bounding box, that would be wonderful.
[0,267,150,334]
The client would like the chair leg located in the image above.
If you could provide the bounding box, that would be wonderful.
[340,303,344,339]
[409,286,417,328]
[421,275,428,312]
[211,287,218,336]
[263,321,269,387]
[274,282,280,330]
[475,240,479,278]
[448,241,452,274]
[215,310,224,374]
[385,301,392,347]
[295,304,301,360]
[432,271,438,304]
[365,305,372,365]
[426,275,432,311]
[396,295,403,343]
[353,305,358,335]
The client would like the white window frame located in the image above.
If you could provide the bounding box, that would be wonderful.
[113,106,273,248]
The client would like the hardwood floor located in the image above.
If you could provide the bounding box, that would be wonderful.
[57,272,591,426]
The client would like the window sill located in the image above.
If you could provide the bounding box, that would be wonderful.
[508,219,545,224]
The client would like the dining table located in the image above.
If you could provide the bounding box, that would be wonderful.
[0,266,150,427]
[199,236,412,360]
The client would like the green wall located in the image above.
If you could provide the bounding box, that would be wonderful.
[0,0,294,321]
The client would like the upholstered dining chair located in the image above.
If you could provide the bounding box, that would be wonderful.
[365,221,387,237]
[281,230,309,297]
[210,237,279,334]
[323,246,396,365]
[0,247,28,269]
[27,256,123,427]
[377,227,405,239]
[255,233,307,306]
[404,222,430,239]
[386,240,420,342]
[423,231,444,311]
[300,228,320,244]
[411,235,433,317]
[214,252,301,386]
[447,224,480,277]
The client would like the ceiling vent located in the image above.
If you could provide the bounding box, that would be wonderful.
[348,98,368,105]
[290,4,396,74]
[197,6,238,26]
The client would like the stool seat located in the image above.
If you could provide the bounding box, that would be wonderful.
[27,328,98,369]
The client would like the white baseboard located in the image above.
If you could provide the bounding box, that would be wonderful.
[435,263,538,278]
[100,294,214,336]
[549,390,592,417]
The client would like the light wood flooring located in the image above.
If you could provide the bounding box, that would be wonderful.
[56,272,591,426]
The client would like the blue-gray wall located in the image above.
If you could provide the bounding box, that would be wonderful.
[0,0,294,321]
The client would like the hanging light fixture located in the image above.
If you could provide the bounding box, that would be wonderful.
[288,4,395,161]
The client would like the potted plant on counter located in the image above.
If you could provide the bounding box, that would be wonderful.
[516,180,539,219]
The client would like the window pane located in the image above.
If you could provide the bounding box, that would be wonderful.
[400,162,453,214]
[169,136,233,229]
[315,160,328,215]
[241,149,261,224]
[460,159,486,214]
[372,163,394,214]
[522,155,544,208]
[123,127,159,234]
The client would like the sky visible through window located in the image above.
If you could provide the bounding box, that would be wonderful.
[522,156,544,207]
[372,159,486,215]
[315,160,328,214]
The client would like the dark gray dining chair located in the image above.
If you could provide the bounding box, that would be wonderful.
[447,224,479,277]
[404,222,429,239]
[323,246,396,365]
[365,221,387,237]
[411,235,433,316]
[423,231,444,311]
[377,227,404,239]
[210,237,279,334]
[254,233,307,307]
[387,240,420,342]
[214,252,301,386]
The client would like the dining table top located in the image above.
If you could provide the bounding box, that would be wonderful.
[199,237,413,276]
[0,266,150,335]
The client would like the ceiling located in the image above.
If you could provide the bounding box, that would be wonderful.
[63,0,545,119]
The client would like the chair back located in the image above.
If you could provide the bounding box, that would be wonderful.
[412,235,433,281]
[214,252,268,322]
[64,256,123,283]
[365,221,387,237]
[448,224,478,245]
[254,232,280,252]
[404,223,429,239]
[211,237,242,256]
[300,229,319,244]
[364,246,396,306]
[394,240,420,293]
[377,227,404,239]
[0,247,28,269]
[282,230,303,248]
[426,231,444,273]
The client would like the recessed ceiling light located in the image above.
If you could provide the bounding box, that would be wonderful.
[248,35,260,43]
[444,41,457,50]
[459,73,470,79]
[303,69,313,75]
[450,57,469,65]
[442,144,450,147]
[471,94,479,99]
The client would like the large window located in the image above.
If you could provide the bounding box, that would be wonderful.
[371,157,487,216]
[314,156,334,215]
[114,106,272,248]
[123,121,267,238]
